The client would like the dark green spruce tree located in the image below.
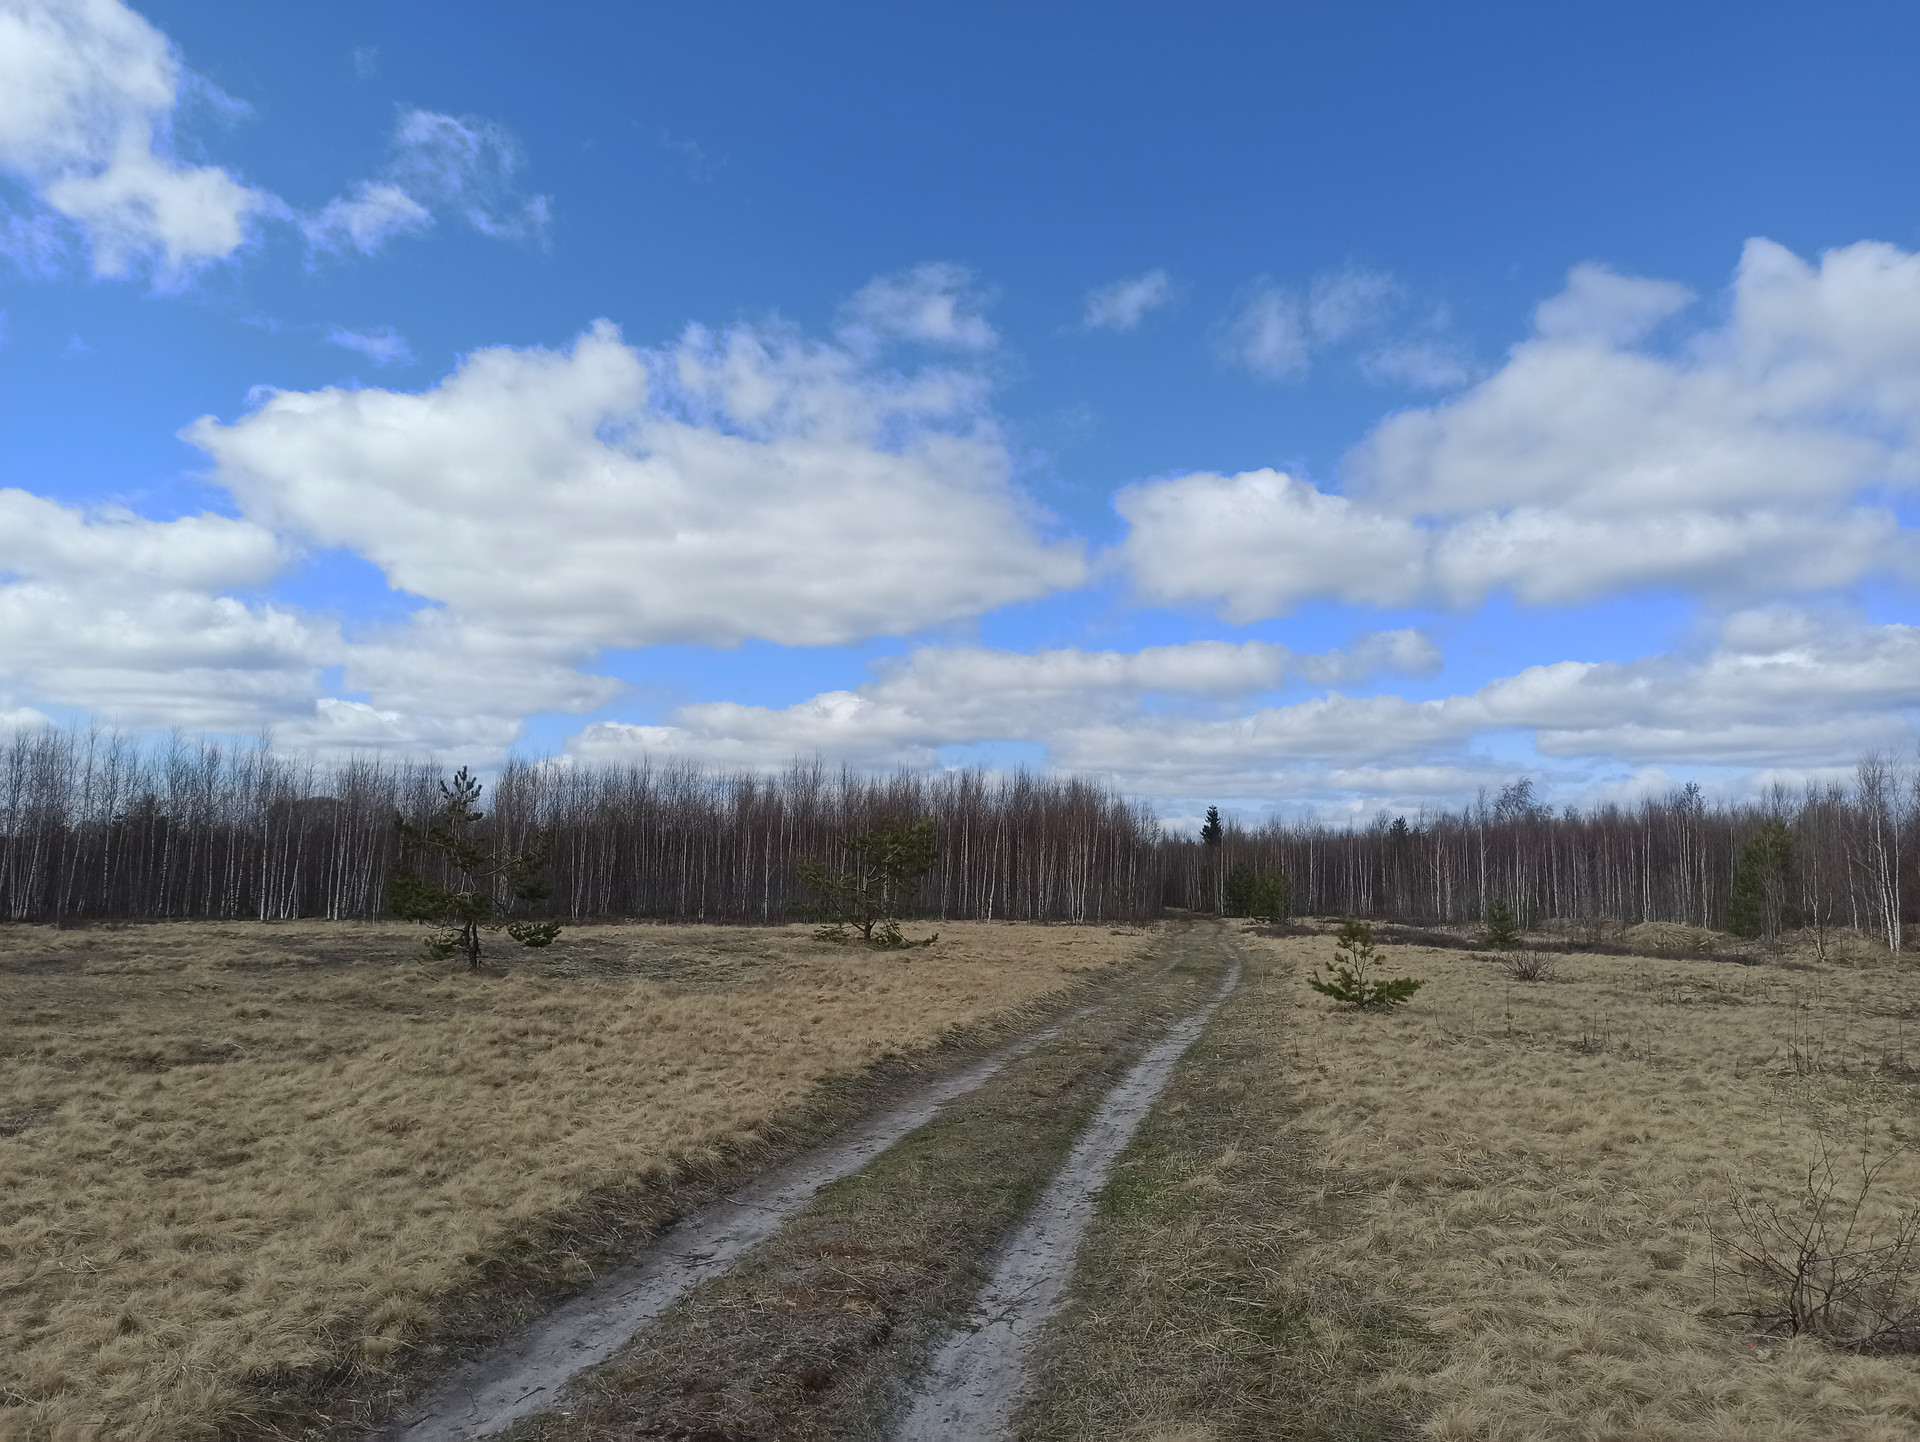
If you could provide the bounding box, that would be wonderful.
[1200,806,1224,847]
[1726,817,1794,941]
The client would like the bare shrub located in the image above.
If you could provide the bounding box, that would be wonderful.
[1500,950,1557,982]
[1713,1137,1920,1351]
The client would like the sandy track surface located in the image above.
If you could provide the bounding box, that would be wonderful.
[370,964,1163,1442]
[894,934,1244,1441]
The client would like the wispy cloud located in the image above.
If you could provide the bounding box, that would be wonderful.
[1083,269,1172,332]
[838,263,997,351]
[302,183,431,257]
[1306,266,1399,341]
[1220,265,1474,388]
[1359,338,1474,390]
[324,325,414,367]
[1217,282,1311,379]
[301,108,552,261]
[659,130,726,182]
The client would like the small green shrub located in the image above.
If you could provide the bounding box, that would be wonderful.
[1308,918,1424,1010]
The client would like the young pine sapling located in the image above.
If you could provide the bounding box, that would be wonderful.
[389,767,561,969]
[798,816,940,950]
[1482,898,1523,950]
[1308,917,1424,1010]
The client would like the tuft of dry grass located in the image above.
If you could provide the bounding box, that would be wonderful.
[0,919,1149,1441]
[1261,923,1920,1440]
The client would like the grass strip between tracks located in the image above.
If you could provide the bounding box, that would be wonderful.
[1017,933,1438,1442]
[508,925,1232,1442]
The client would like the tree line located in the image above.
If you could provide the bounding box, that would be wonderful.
[2,725,1915,947]
[1163,764,1917,953]
[0,727,1159,925]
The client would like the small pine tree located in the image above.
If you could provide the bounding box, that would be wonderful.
[1483,898,1522,950]
[798,817,940,949]
[388,768,560,969]
[1200,806,1224,847]
[1223,862,1257,917]
[1308,917,1424,1010]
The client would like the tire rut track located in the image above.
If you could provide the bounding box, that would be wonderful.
[370,942,1181,1442]
[893,930,1244,1441]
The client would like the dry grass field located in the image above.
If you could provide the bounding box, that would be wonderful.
[0,918,1150,1442]
[1267,923,1920,1441]
[1022,924,1920,1441]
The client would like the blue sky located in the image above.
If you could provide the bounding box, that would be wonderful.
[5,1,1920,823]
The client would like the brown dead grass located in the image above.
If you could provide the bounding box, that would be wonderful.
[0,919,1149,1441]
[520,921,1224,1442]
[1264,924,1920,1440]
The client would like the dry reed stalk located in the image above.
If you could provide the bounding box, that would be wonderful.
[0,919,1150,1441]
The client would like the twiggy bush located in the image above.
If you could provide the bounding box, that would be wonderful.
[1501,950,1558,982]
[1713,1137,1920,1351]
[1308,917,1424,1010]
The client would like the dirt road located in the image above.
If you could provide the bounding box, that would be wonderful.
[894,947,1242,1440]
[371,923,1245,1442]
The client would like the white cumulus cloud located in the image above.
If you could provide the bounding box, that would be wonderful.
[0,0,276,281]
[1114,468,1426,618]
[187,316,1084,722]
[567,631,1441,773]
[1128,239,1920,615]
[0,489,332,730]
[561,611,1920,802]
